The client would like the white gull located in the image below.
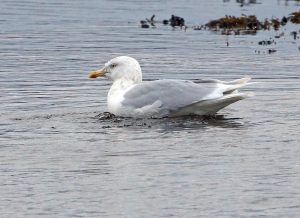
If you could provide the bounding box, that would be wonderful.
[89,56,252,118]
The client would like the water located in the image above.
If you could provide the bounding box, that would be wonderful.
[1,0,300,217]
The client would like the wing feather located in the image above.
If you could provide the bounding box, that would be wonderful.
[122,79,221,112]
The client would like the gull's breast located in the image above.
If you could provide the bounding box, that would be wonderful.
[107,83,137,116]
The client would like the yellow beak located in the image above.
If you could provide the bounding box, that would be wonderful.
[88,68,106,79]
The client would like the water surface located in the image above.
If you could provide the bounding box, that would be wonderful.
[0,0,300,217]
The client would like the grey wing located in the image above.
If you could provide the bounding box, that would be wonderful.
[122,79,220,112]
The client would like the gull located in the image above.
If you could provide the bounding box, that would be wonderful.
[89,56,252,118]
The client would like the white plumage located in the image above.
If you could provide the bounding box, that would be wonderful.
[89,56,252,118]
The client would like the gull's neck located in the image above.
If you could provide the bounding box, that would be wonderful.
[108,78,139,98]
[113,78,138,90]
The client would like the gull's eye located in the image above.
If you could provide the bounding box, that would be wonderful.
[110,63,117,68]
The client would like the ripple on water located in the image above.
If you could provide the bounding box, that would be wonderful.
[1,0,300,217]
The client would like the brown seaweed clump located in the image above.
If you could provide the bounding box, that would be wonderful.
[204,14,298,33]
[206,15,262,31]
[271,18,281,30]
[289,11,300,24]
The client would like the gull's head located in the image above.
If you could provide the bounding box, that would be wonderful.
[89,56,142,83]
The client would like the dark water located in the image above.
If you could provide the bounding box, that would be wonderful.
[1,0,300,217]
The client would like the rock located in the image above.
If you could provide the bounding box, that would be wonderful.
[141,24,150,28]
[258,40,275,46]
[281,16,288,25]
[169,15,185,27]
[140,20,150,28]
[291,31,298,40]
[163,19,169,25]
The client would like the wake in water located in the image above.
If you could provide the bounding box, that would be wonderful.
[94,112,245,129]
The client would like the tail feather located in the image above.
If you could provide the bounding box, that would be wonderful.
[220,77,251,94]
[224,76,251,85]
[170,77,253,117]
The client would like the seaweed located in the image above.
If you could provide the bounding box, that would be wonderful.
[139,11,300,37]
[289,11,300,24]
[204,15,285,33]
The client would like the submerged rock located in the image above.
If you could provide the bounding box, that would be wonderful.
[141,24,150,28]
[140,14,186,29]
[268,49,277,54]
[140,14,156,28]
[291,31,298,40]
[162,19,169,25]
[140,20,150,28]
[281,16,288,25]
[258,39,275,45]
